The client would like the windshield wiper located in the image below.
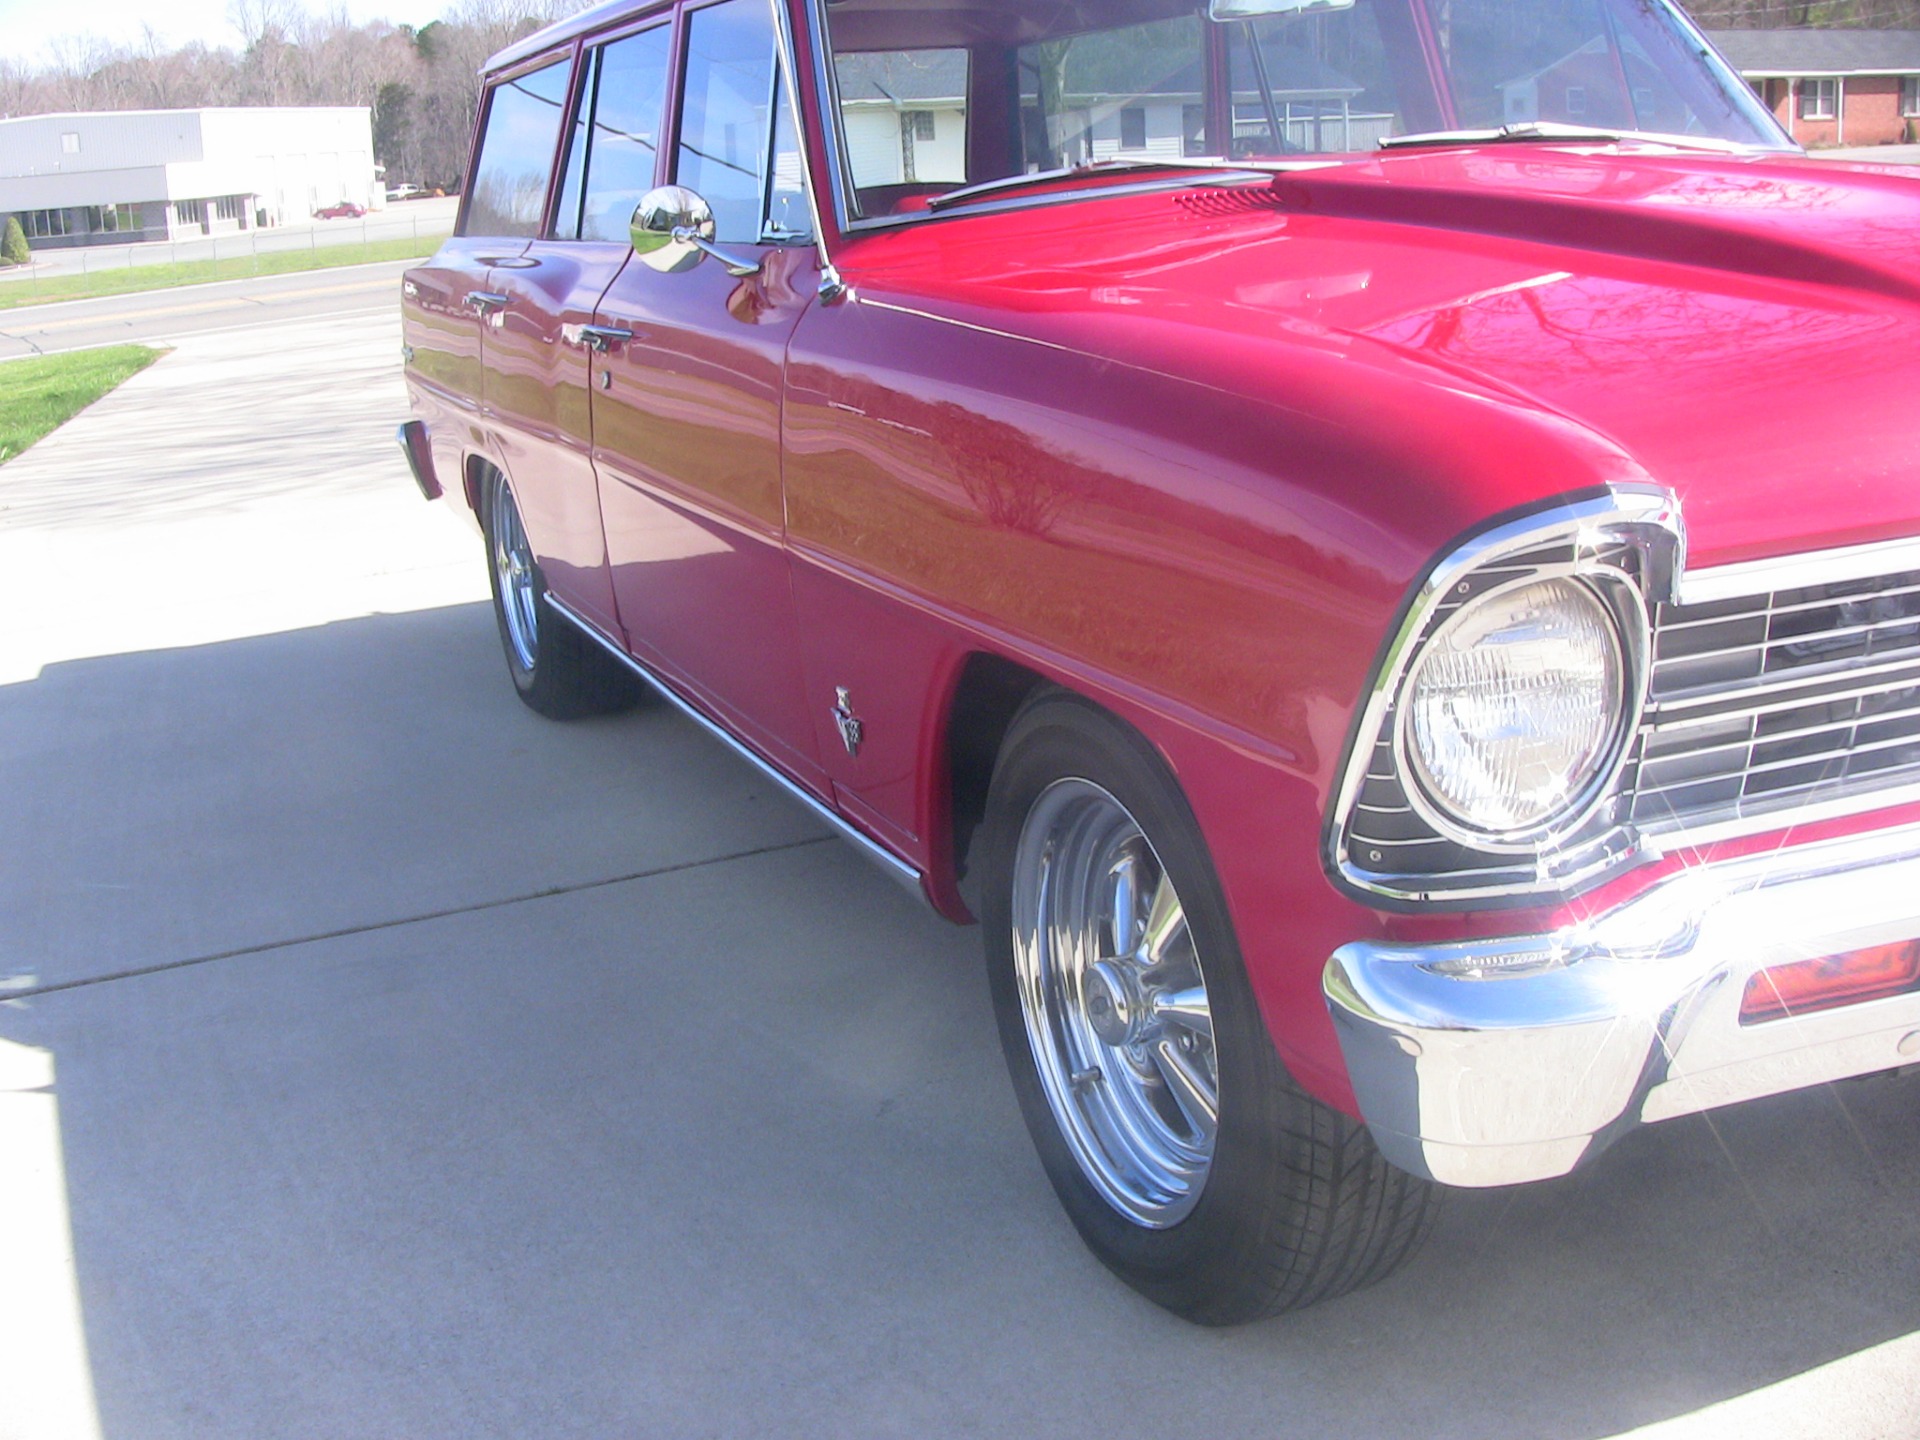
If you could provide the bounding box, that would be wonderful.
[925,157,1262,212]
[1381,122,1760,153]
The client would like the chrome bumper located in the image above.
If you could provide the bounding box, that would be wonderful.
[1325,824,1920,1187]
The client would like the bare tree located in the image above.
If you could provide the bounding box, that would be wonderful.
[2,0,606,185]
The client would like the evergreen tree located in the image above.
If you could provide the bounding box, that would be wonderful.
[0,216,29,268]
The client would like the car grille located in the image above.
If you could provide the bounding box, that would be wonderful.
[1635,568,1920,831]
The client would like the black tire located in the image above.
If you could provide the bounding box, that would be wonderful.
[481,469,641,720]
[979,690,1437,1324]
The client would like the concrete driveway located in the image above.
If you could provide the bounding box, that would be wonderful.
[1,312,1916,1440]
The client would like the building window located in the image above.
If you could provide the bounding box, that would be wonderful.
[84,203,139,233]
[907,110,936,142]
[1183,103,1205,156]
[24,208,74,238]
[1799,78,1837,120]
[214,195,247,222]
[1902,76,1919,117]
[1565,85,1587,117]
[61,131,80,154]
[1120,105,1147,149]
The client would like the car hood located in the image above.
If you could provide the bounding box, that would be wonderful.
[841,147,1920,570]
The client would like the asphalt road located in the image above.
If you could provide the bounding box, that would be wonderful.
[1,305,1916,1440]
[0,261,412,360]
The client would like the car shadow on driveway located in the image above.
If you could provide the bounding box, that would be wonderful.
[1,604,1916,1439]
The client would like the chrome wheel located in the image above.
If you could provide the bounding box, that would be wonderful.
[489,478,539,672]
[1010,778,1218,1228]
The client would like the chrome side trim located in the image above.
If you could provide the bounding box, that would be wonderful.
[543,591,928,900]
[1677,533,1920,606]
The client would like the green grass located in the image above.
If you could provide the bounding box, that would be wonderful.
[0,345,164,464]
[0,233,443,312]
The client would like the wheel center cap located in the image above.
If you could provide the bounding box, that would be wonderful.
[1084,960,1145,1048]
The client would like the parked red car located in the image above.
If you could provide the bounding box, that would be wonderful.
[399,0,1920,1324]
[316,201,366,219]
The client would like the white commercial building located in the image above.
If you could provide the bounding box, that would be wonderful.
[0,107,378,249]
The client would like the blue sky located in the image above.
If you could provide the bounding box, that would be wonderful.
[0,0,437,67]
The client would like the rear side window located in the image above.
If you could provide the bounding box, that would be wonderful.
[465,58,573,237]
[555,25,675,242]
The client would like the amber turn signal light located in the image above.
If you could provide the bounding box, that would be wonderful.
[1740,939,1920,1025]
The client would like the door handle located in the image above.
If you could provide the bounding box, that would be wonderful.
[569,323,635,353]
[465,291,511,315]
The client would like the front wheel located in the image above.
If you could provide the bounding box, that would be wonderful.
[483,471,640,720]
[980,692,1436,1324]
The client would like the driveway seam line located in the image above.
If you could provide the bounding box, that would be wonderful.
[7,834,835,1000]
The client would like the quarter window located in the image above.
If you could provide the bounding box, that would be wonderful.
[465,57,573,238]
[1799,77,1837,120]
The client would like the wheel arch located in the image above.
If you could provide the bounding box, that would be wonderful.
[932,651,1052,921]
[463,451,496,514]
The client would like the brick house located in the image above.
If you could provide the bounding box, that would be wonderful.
[1705,29,1920,148]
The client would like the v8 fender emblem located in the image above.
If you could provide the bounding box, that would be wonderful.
[831,687,864,758]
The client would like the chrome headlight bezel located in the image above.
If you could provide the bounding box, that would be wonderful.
[1326,485,1683,909]
[1391,571,1648,852]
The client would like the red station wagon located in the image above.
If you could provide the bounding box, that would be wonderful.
[399,0,1920,1323]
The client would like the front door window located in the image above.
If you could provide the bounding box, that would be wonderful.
[676,0,781,243]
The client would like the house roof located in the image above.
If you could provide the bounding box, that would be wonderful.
[1705,28,1920,77]
[836,50,971,105]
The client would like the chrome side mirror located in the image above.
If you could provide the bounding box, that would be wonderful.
[630,186,763,278]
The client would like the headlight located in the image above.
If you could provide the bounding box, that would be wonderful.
[1399,576,1630,840]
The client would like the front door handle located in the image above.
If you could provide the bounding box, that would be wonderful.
[567,323,636,353]
[465,291,511,315]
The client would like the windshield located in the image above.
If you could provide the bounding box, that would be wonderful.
[817,0,1786,221]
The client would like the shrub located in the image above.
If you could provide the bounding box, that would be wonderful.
[0,216,27,268]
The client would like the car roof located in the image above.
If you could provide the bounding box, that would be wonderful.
[485,0,667,74]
